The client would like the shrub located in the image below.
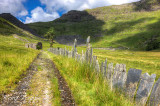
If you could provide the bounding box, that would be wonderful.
[146,39,159,51]
[36,42,42,50]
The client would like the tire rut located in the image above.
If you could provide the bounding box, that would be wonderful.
[52,62,76,106]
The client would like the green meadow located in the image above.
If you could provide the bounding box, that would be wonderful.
[50,44,160,80]
[93,49,160,80]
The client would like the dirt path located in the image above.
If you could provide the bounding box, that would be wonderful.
[0,51,75,106]
[24,52,53,105]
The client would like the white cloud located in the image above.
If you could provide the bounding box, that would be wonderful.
[18,10,28,16]
[0,0,28,16]
[25,0,140,23]
[40,0,140,12]
[25,7,60,23]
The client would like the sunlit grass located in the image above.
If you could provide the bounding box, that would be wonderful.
[93,49,160,80]
[50,53,134,106]
[0,35,39,96]
[47,52,61,106]
[48,43,160,80]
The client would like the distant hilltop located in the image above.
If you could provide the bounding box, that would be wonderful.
[54,10,96,22]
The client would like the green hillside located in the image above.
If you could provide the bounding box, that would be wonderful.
[27,1,160,50]
[0,16,39,39]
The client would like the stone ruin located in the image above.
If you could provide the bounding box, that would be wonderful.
[25,43,36,49]
[48,36,160,106]
[25,42,42,50]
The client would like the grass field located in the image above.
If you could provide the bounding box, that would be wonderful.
[0,35,39,97]
[93,49,160,80]
[49,44,160,80]
[1,34,158,104]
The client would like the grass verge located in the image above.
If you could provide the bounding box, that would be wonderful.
[51,75,61,106]
[50,53,134,106]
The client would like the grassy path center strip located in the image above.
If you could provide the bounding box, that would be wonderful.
[24,52,54,105]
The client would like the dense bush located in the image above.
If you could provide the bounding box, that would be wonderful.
[36,42,42,50]
[146,39,159,51]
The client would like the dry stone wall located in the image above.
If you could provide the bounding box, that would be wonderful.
[25,43,37,49]
[48,36,160,106]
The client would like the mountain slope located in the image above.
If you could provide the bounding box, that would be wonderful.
[27,1,160,50]
[0,13,39,37]
[0,15,42,42]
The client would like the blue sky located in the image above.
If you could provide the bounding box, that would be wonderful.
[0,0,140,23]
[20,0,44,22]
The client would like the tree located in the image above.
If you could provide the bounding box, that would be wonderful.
[45,27,56,47]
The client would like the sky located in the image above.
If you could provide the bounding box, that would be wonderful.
[0,0,140,24]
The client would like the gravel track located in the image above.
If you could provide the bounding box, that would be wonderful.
[0,52,76,106]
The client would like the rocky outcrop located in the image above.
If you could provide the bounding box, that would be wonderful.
[133,0,160,11]
[54,10,95,22]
